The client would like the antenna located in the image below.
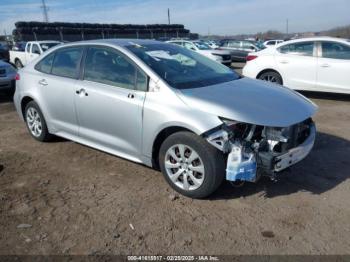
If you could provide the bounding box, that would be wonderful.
[41,0,49,23]
[286,18,289,35]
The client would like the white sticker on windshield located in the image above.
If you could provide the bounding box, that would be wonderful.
[146,50,174,61]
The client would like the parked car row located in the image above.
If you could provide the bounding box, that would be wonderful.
[243,37,350,94]
[167,40,232,65]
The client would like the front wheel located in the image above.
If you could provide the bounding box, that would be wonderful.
[159,131,225,199]
[258,71,283,85]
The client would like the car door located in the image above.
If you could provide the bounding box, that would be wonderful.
[30,44,41,62]
[275,41,317,90]
[227,41,244,61]
[316,41,350,93]
[34,46,83,136]
[74,46,148,159]
[24,43,31,64]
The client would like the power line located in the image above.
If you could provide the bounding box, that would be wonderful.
[41,0,49,23]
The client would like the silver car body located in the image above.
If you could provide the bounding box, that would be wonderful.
[13,39,317,175]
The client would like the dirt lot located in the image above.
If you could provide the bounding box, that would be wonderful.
[0,65,350,255]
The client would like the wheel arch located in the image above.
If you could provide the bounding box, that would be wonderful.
[256,68,283,85]
[151,126,195,169]
[20,96,35,118]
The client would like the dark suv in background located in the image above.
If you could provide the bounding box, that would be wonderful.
[219,39,264,62]
[0,42,10,63]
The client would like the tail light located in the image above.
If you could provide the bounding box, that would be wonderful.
[15,73,20,81]
[246,55,258,62]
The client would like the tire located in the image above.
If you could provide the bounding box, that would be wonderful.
[258,71,283,85]
[15,59,23,69]
[24,101,52,142]
[159,131,225,199]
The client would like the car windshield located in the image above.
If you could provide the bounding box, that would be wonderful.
[40,42,60,52]
[126,43,239,89]
[193,42,212,50]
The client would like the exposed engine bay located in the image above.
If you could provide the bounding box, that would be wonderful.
[205,118,316,183]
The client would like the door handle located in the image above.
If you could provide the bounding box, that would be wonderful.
[127,93,135,99]
[76,88,88,96]
[321,63,330,68]
[38,79,48,86]
[279,60,289,64]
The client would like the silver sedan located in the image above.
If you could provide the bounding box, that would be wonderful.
[13,39,317,198]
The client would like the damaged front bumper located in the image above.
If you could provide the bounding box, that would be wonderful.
[206,119,316,183]
[273,123,316,172]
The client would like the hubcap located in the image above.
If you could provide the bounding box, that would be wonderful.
[164,144,205,191]
[261,74,278,83]
[26,107,42,137]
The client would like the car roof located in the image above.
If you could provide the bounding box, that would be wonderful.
[29,40,61,44]
[282,36,349,45]
[64,39,161,47]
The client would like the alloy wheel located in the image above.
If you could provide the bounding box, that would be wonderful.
[261,74,278,83]
[164,144,205,191]
[26,107,42,137]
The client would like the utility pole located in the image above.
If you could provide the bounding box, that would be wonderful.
[41,0,49,23]
[167,8,171,25]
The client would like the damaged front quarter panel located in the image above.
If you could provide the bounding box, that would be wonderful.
[205,118,317,183]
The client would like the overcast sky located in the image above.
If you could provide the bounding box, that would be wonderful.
[0,0,349,35]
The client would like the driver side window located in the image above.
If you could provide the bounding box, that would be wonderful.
[84,46,148,91]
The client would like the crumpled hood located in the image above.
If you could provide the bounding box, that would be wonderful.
[177,77,318,127]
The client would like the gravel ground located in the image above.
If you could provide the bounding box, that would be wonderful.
[0,64,350,255]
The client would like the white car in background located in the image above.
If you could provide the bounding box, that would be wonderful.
[243,37,350,94]
[167,40,232,66]
[263,39,284,47]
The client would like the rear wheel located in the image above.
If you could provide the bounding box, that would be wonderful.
[258,71,283,85]
[24,101,52,142]
[159,131,225,199]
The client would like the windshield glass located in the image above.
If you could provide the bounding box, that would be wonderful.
[40,42,60,52]
[193,42,212,50]
[126,43,239,89]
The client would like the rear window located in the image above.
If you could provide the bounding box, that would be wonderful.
[51,47,83,78]
[278,41,314,56]
[35,52,55,74]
